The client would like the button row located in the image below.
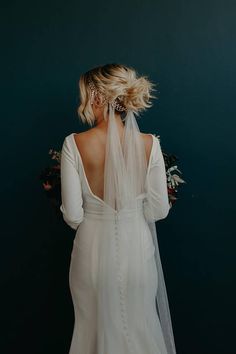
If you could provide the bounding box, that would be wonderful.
[114,220,134,352]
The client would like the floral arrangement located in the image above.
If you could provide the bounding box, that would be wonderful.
[154,134,186,208]
[39,135,186,213]
[39,148,62,214]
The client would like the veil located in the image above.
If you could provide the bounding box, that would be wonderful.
[95,102,176,354]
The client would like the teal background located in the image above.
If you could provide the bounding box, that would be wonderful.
[1,1,235,353]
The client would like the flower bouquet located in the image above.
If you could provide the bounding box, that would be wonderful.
[39,135,186,213]
[39,148,62,215]
[154,134,186,208]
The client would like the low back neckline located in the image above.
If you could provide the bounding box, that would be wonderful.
[70,132,155,211]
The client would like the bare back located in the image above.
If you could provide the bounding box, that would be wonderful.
[73,128,153,200]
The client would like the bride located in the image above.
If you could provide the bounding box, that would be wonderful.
[60,63,177,354]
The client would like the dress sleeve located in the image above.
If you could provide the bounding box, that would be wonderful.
[60,137,84,230]
[143,135,170,222]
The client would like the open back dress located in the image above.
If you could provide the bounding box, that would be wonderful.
[60,131,175,354]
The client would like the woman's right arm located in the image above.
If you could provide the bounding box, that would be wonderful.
[60,137,84,230]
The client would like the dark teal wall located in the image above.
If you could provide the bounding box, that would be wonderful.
[1,1,235,353]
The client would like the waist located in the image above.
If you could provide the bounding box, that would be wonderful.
[83,196,145,221]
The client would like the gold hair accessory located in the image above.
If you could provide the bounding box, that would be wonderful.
[88,76,128,112]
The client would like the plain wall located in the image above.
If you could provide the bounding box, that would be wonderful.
[1,1,235,353]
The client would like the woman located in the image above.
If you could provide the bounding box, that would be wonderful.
[60,63,177,354]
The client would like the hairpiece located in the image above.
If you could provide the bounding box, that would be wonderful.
[88,76,128,112]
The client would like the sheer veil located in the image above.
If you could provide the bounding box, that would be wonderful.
[96,102,176,354]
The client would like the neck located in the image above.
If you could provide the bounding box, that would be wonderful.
[95,111,124,129]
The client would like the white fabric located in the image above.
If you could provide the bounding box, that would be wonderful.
[60,107,176,354]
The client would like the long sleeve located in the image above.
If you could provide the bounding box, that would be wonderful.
[143,136,170,222]
[60,137,84,230]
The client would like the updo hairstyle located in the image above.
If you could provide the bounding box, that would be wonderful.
[77,63,157,126]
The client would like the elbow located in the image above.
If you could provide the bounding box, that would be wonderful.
[157,203,170,220]
[151,203,170,222]
[63,214,84,230]
[65,214,84,230]
[60,205,84,230]
[144,199,170,223]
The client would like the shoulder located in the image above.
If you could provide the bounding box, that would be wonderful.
[140,132,160,144]
[61,133,74,152]
[73,130,99,160]
[61,132,85,157]
[60,134,76,164]
[62,131,90,148]
[140,132,155,141]
[73,130,94,144]
[73,129,98,145]
[140,132,159,157]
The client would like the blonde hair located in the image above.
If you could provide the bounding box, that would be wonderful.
[77,63,157,126]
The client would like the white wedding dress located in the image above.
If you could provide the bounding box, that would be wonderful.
[60,126,176,354]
